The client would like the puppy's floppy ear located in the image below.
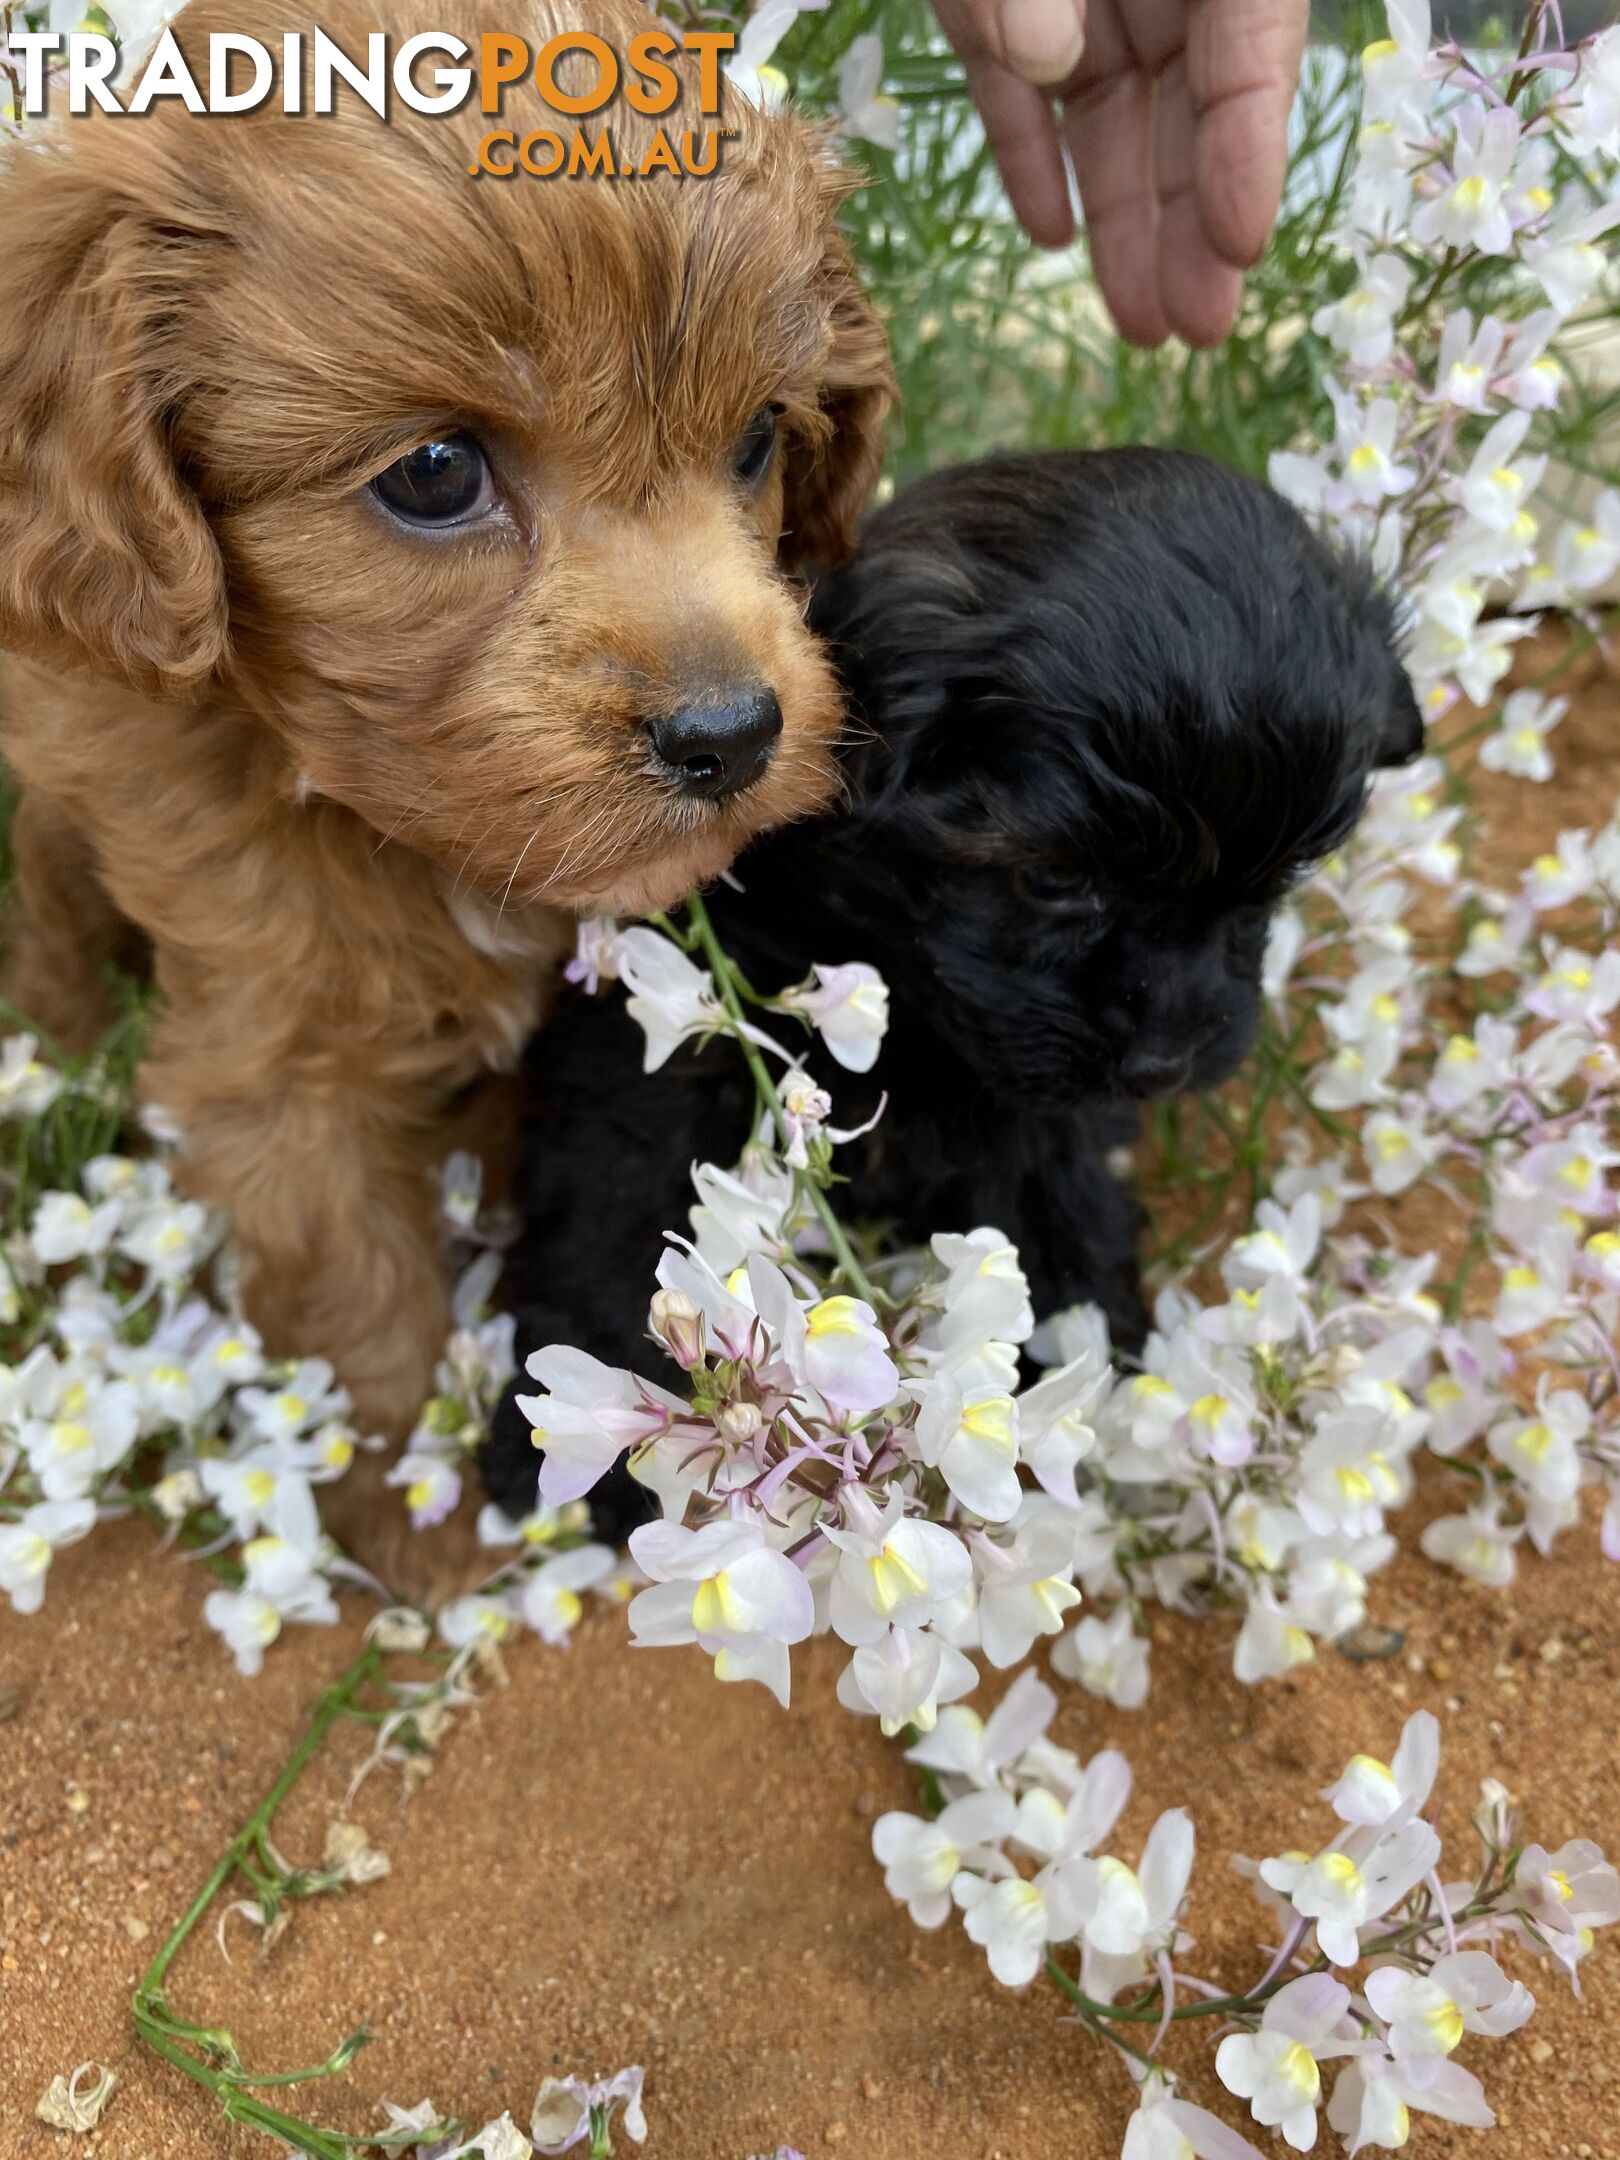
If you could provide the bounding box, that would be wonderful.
[1377,663,1426,768]
[0,146,227,699]
[779,216,895,573]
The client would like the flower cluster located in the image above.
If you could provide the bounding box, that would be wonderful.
[0,1060,625,1671]
[877,1697,1617,2156]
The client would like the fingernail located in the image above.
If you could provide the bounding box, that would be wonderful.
[1000,0,1085,86]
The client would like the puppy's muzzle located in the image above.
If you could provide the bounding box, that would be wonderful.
[647,691,783,803]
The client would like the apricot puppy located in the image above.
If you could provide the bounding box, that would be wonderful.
[0,0,891,1531]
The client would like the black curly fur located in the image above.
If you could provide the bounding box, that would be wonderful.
[480,448,1422,1530]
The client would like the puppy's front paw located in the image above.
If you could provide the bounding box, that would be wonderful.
[318,1448,495,1613]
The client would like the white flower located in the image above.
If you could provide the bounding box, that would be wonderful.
[836,1620,978,1734]
[928,1228,1035,1353]
[1359,0,1434,124]
[1216,1973,1353,2150]
[1434,309,1505,411]
[903,1668,1058,1791]
[29,1190,121,1266]
[1323,1710,1438,1826]
[1487,1387,1588,1506]
[1421,1498,1520,1587]
[801,1294,898,1418]
[971,1514,1081,1670]
[824,1495,972,1646]
[1456,411,1546,536]
[531,2067,646,2154]
[1260,1817,1442,1966]
[1122,2071,1268,2160]
[1233,1589,1317,1683]
[520,1345,683,1507]
[116,1196,213,1280]
[20,1378,140,1502]
[721,0,812,111]
[449,2112,533,2160]
[383,1448,461,1529]
[1522,198,1620,315]
[0,1498,94,1615]
[1069,1809,1195,1961]
[1313,255,1411,368]
[204,1535,338,1676]
[520,1545,617,1645]
[1479,689,1565,781]
[1362,1109,1438,1195]
[1326,2056,1493,2152]
[627,1519,813,1706]
[1052,1605,1151,1709]
[438,1592,518,1651]
[835,31,900,152]
[872,1789,1015,1928]
[1526,946,1620,1029]
[0,1035,63,1119]
[1562,23,1620,156]
[913,1373,1022,1522]
[237,1358,346,1444]
[1554,489,1620,594]
[1365,1950,1532,2070]
[200,1449,323,1543]
[1512,1839,1620,1971]
[614,926,720,1071]
[1333,395,1415,503]
[1411,106,1520,254]
[1016,1349,1106,1504]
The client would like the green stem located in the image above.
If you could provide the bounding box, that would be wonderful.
[684,890,885,1308]
[131,1643,390,2158]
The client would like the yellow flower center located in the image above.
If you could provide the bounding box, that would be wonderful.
[1425,1376,1464,1409]
[1425,1998,1466,2052]
[49,1420,93,1456]
[1320,1850,1365,1893]
[1453,174,1489,212]
[243,1468,276,1507]
[692,1569,745,1635]
[961,1398,1018,1455]
[1503,1265,1540,1292]
[868,1540,928,1614]
[551,1587,584,1629]
[1277,2041,1321,2101]
[807,1295,867,1339]
[1347,443,1385,475]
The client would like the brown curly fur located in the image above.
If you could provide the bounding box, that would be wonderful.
[0,0,893,1578]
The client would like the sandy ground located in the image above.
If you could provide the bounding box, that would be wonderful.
[2,636,1619,2160]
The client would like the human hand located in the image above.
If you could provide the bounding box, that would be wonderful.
[929,0,1309,347]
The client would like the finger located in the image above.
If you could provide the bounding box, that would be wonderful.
[1152,49,1245,346]
[1064,70,1171,346]
[1186,0,1308,267]
[963,57,1076,247]
[997,0,1088,85]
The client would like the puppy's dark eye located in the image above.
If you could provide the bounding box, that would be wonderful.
[1015,865,1106,922]
[730,407,778,488]
[370,435,493,527]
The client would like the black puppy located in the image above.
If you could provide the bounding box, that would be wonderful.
[481,448,1421,1523]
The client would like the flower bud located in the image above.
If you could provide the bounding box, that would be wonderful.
[716,1399,763,1444]
[650,1288,705,1370]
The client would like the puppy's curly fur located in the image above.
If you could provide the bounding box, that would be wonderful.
[0,0,892,1504]
[480,448,1423,1527]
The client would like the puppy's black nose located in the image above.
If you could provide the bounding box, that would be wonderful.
[1117,1046,1194,1099]
[647,692,782,802]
